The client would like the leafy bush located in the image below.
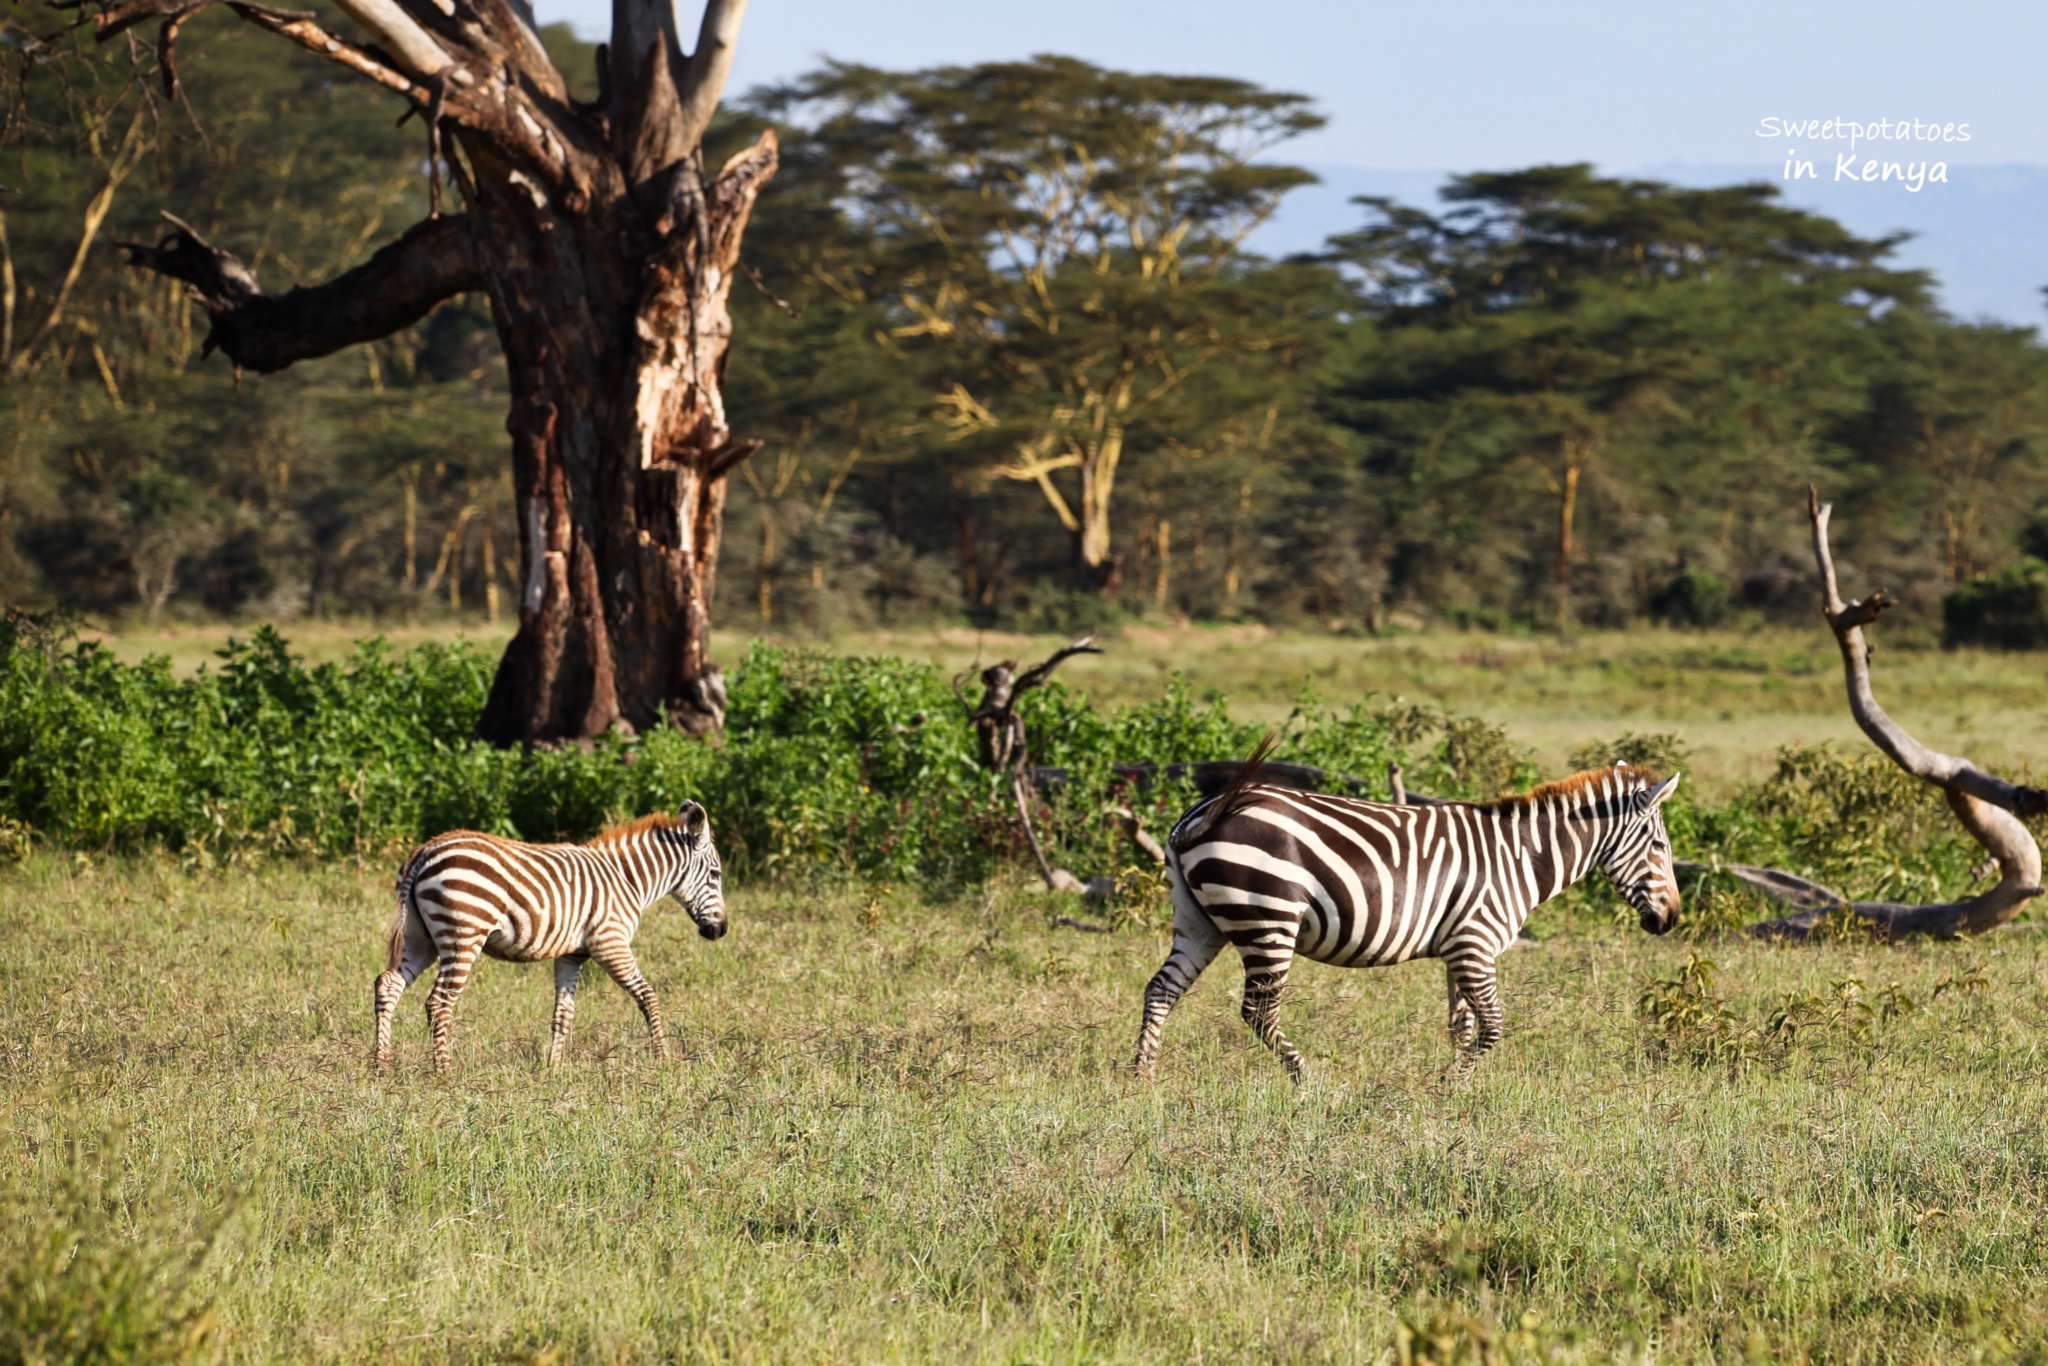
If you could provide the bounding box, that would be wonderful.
[0,618,1533,887]
[1567,731,1690,782]
[1942,559,2048,649]
[1638,952,1759,1070]
[1693,744,1976,903]
[0,619,1992,906]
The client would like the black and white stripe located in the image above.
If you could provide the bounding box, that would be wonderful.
[1132,763,1681,1081]
[372,802,726,1071]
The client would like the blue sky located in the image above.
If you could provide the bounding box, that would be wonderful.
[533,0,2048,323]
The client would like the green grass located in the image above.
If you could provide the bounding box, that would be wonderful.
[84,619,2048,799]
[9,858,2048,1361]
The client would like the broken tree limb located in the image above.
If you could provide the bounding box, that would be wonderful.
[1105,805,1166,865]
[1744,490,2046,941]
[958,636,1103,892]
[1676,860,1847,914]
[119,212,483,373]
[957,634,1103,776]
[1808,488,2048,819]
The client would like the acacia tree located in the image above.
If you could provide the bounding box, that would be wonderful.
[63,0,773,739]
[1334,165,1927,626]
[755,57,1318,594]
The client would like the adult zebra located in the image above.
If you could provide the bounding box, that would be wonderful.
[1132,757,1681,1082]
[373,803,727,1071]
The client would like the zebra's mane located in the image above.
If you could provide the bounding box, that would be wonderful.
[1480,767,1658,813]
[587,813,687,846]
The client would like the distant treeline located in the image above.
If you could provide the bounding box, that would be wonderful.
[6,17,2048,638]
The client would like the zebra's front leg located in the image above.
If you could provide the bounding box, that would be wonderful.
[547,954,588,1067]
[1130,898,1226,1077]
[1241,965,1306,1083]
[592,941,668,1060]
[1444,955,1505,1083]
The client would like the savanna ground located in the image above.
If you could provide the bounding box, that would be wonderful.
[85,620,2048,799]
[8,856,2048,1363]
[13,620,2048,1361]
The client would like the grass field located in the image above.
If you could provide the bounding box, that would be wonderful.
[84,617,2048,798]
[9,858,2048,1362]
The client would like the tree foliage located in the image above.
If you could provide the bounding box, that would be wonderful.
[8,41,2048,637]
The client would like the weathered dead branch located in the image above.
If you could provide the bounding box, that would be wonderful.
[118,213,482,373]
[957,636,1105,894]
[1744,490,2046,941]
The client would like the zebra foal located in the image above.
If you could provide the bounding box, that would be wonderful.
[1132,758,1681,1082]
[372,802,726,1071]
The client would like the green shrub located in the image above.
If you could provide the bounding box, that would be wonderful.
[0,619,1983,903]
[1705,744,1974,902]
[1567,732,1690,782]
[1942,559,2048,649]
[0,620,1529,886]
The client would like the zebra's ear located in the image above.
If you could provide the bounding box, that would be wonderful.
[1646,773,1681,807]
[679,800,707,838]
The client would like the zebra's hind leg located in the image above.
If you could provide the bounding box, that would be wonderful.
[424,936,484,1073]
[372,908,436,1071]
[592,941,668,1060]
[547,954,589,1067]
[1241,967,1306,1083]
[1445,964,1476,1052]
[1130,896,1226,1077]
[1444,954,1505,1083]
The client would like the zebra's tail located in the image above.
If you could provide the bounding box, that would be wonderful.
[1168,732,1279,853]
[386,857,421,973]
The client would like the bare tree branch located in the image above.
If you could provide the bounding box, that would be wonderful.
[673,0,745,153]
[225,3,427,101]
[119,212,483,373]
[957,635,1103,893]
[1808,486,2048,817]
[1746,489,2046,941]
[322,0,452,77]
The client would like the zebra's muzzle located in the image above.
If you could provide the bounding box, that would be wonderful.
[1637,887,1681,935]
[696,912,728,941]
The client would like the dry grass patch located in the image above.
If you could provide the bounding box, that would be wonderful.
[6,858,2048,1360]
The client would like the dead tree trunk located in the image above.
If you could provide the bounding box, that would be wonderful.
[108,0,773,740]
[1746,489,2048,940]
